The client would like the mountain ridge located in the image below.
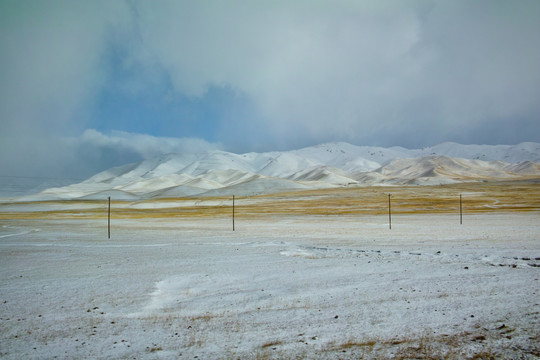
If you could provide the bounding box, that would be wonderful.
[11,141,540,201]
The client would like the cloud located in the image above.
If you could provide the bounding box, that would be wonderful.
[1,0,539,188]
[65,130,221,180]
[0,1,129,131]
[119,0,539,148]
[76,129,222,160]
[2,128,221,179]
[0,128,221,196]
[0,0,132,178]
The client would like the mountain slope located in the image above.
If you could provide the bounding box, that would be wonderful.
[355,156,539,185]
[422,142,540,163]
[14,142,540,201]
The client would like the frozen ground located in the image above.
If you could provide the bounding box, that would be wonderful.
[1,213,539,359]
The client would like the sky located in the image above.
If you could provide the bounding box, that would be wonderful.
[1,0,540,184]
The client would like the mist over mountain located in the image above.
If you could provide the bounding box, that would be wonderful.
[8,142,540,201]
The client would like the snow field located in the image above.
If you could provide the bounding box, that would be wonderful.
[1,213,539,359]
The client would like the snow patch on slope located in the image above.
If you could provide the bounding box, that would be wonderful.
[10,142,540,200]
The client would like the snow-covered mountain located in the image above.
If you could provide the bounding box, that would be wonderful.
[18,142,540,200]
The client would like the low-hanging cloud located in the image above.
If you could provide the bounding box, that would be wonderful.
[0,129,220,196]
[76,129,222,160]
[1,129,221,180]
[74,130,221,178]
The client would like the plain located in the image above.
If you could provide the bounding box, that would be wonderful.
[1,182,539,359]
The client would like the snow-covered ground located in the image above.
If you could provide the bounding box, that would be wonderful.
[1,212,539,359]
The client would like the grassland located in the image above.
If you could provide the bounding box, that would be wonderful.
[1,181,539,220]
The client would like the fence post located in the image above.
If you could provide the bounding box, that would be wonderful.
[388,194,392,230]
[108,196,111,239]
[232,195,235,231]
[460,194,462,225]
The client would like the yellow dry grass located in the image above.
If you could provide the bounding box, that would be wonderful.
[1,181,539,220]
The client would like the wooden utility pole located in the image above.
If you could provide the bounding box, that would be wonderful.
[388,194,392,230]
[460,194,463,225]
[108,196,111,239]
[232,195,235,231]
